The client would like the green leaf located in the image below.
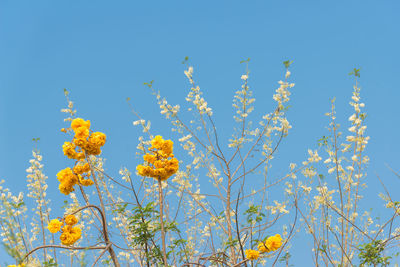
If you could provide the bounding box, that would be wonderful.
[144,80,154,88]
[283,60,293,68]
[240,58,251,64]
[349,68,361,78]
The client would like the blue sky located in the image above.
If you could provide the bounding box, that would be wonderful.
[1,0,400,265]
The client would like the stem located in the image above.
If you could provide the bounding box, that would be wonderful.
[86,155,121,267]
[23,244,107,262]
[158,178,168,266]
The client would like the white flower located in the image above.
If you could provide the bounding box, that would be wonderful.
[285,70,291,79]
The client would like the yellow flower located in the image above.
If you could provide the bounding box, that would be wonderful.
[265,234,282,252]
[89,132,106,147]
[60,225,82,246]
[57,168,79,195]
[65,214,78,226]
[245,249,259,260]
[150,135,164,150]
[143,154,156,164]
[60,232,75,246]
[47,219,63,233]
[137,136,179,181]
[85,141,102,155]
[160,139,173,155]
[71,118,91,131]
[74,126,89,140]
[73,163,90,175]
[76,152,86,160]
[7,264,25,267]
[79,175,94,186]
[73,137,87,148]
[258,241,269,253]
[62,142,77,159]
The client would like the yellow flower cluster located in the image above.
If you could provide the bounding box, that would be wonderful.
[60,225,82,246]
[65,214,78,226]
[59,118,104,194]
[245,234,283,261]
[62,118,106,159]
[73,162,94,186]
[8,263,25,267]
[258,234,282,253]
[136,135,179,181]
[245,249,259,260]
[57,167,78,195]
[48,219,63,233]
[47,215,81,246]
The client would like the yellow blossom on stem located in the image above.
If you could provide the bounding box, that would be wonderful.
[71,118,91,131]
[57,167,78,195]
[265,234,282,252]
[89,132,106,147]
[73,163,90,175]
[74,126,90,140]
[62,142,77,159]
[47,219,63,233]
[137,135,179,181]
[62,118,106,157]
[82,132,106,155]
[73,137,87,148]
[245,249,259,260]
[65,214,78,226]
[258,241,269,253]
[60,225,82,246]
[78,174,94,186]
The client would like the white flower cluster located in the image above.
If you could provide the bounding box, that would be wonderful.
[119,167,132,183]
[273,80,295,110]
[26,151,50,216]
[314,186,335,209]
[185,67,213,116]
[267,200,289,215]
[61,89,76,122]
[232,72,255,122]
[0,180,29,260]
[307,149,322,163]
[133,119,151,133]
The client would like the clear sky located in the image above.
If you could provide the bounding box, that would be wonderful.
[1,0,399,265]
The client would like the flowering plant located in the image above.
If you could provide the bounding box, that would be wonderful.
[1,62,398,267]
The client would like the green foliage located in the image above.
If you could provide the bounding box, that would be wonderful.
[61,200,69,209]
[317,135,329,147]
[144,80,154,88]
[358,240,391,266]
[283,60,293,69]
[63,88,69,96]
[112,202,128,214]
[349,68,361,78]
[244,204,265,224]
[182,56,189,64]
[128,202,187,265]
[43,258,58,267]
[129,201,163,264]
[279,252,293,266]
[168,238,188,264]
[164,221,188,263]
[240,58,251,64]
[224,238,239,250]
